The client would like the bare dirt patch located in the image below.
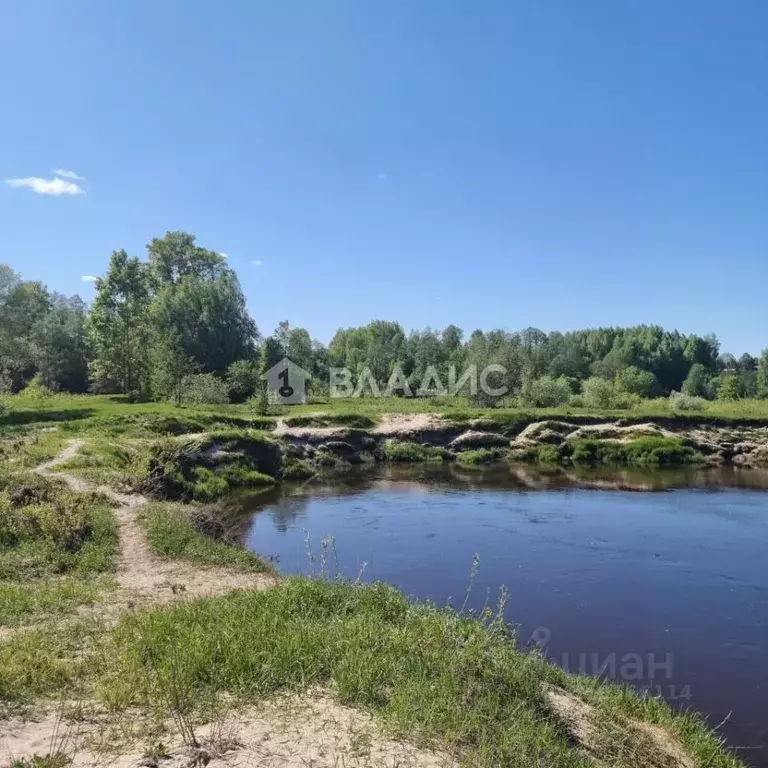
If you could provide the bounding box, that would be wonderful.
[0,692,454,768]
[544,684,694,768]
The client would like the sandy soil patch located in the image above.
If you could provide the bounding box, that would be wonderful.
[0,692,454,768]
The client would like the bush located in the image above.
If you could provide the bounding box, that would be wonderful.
[519,375,572,408]
[682,363,712,399]
[179,373,230,405]
[715,375,740,402]
[18,374,54,401]
[536,445,561,464]
[456,448,505,465]
[566,437,700,467]
[615,366,659,398]
[581,377,614,409]
[226,359,260,403]
[669,391,706,412]
[582,377,639,410]
[382,442,452,462]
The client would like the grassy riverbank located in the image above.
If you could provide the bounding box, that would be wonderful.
[0,398,756,766]
[0,460,743,767]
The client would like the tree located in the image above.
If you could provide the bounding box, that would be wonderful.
[715,375,740,401]
[86,250,152,396]
[151,329,196,404]
[0,272,50,390]
[681,363,712,399]
[150,271,257,376]
[254,337,283,415]
[226,358,261,403]
[31,294,89,392]
[615,366,659,398]
[147,231,227,287]
[758,351,768,398]
[519,375,572,408]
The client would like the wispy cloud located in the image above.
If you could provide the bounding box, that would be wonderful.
[5,176,84,196]
[81,275,98,283]
[54,169,84,181]
[219,252,229,259]
[252,260,262,266]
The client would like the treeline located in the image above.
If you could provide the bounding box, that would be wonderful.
[1,230,768,407]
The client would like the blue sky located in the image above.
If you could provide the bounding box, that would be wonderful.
[1,1,766,353]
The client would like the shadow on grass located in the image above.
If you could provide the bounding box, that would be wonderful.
[0,408,96,428]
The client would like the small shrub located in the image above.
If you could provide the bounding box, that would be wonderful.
[456,448,505,465]
[226,359,260,403]
[582,377,639,410]
[519,375,572,408]
[536,445,561,464]
[669,391,707,412]
[282,460,316,481]
[581,377,614,409]
[18,374,54,401]
[566,437,700,467]
[382,442,450,462]
[179,373,230,405]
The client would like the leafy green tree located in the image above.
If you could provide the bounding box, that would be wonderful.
[520,375,572,408]
[31,294,89,392]
[582,377,617,409]
[715,375,740,401]
[147,231,227,287]
[681,363,711,398]
[615,366,659,398]
[757,351,768,398]
[86,250,151,395]
[0,270,50,390]
[150,271,256,376]
[226,358,261,403]
[151,329,196,404]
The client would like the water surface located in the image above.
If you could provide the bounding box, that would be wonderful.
[242,464,768,765]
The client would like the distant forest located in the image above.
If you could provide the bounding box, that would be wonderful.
[2,231,767,408]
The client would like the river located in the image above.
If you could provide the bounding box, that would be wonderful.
[241,464,768,766]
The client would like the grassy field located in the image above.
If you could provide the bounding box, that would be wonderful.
[0,395,752,766]
[4,391,768,437]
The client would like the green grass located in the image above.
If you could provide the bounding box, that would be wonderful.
[0,620,103,704]
[139,432,280,501]
[382,441,454,462]
[456,447,507,465]
[94,578,741,768]
[0,470,119,630]
[0,484,118,582]
[567,437,702,467]
[5,393,768,438]
[139,502,275,573]
[0,577,114,627]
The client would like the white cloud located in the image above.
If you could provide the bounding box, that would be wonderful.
[54,169,84,181]
[219,252,229,259]
[5,176,84,196]
[81,275,98,282]
[252,260,262,266]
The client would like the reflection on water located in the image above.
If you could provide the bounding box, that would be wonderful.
[239,464,768,766]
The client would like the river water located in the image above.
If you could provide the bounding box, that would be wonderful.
[241,464,768,766]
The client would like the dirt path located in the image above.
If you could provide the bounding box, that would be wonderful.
[35,440,276,607]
